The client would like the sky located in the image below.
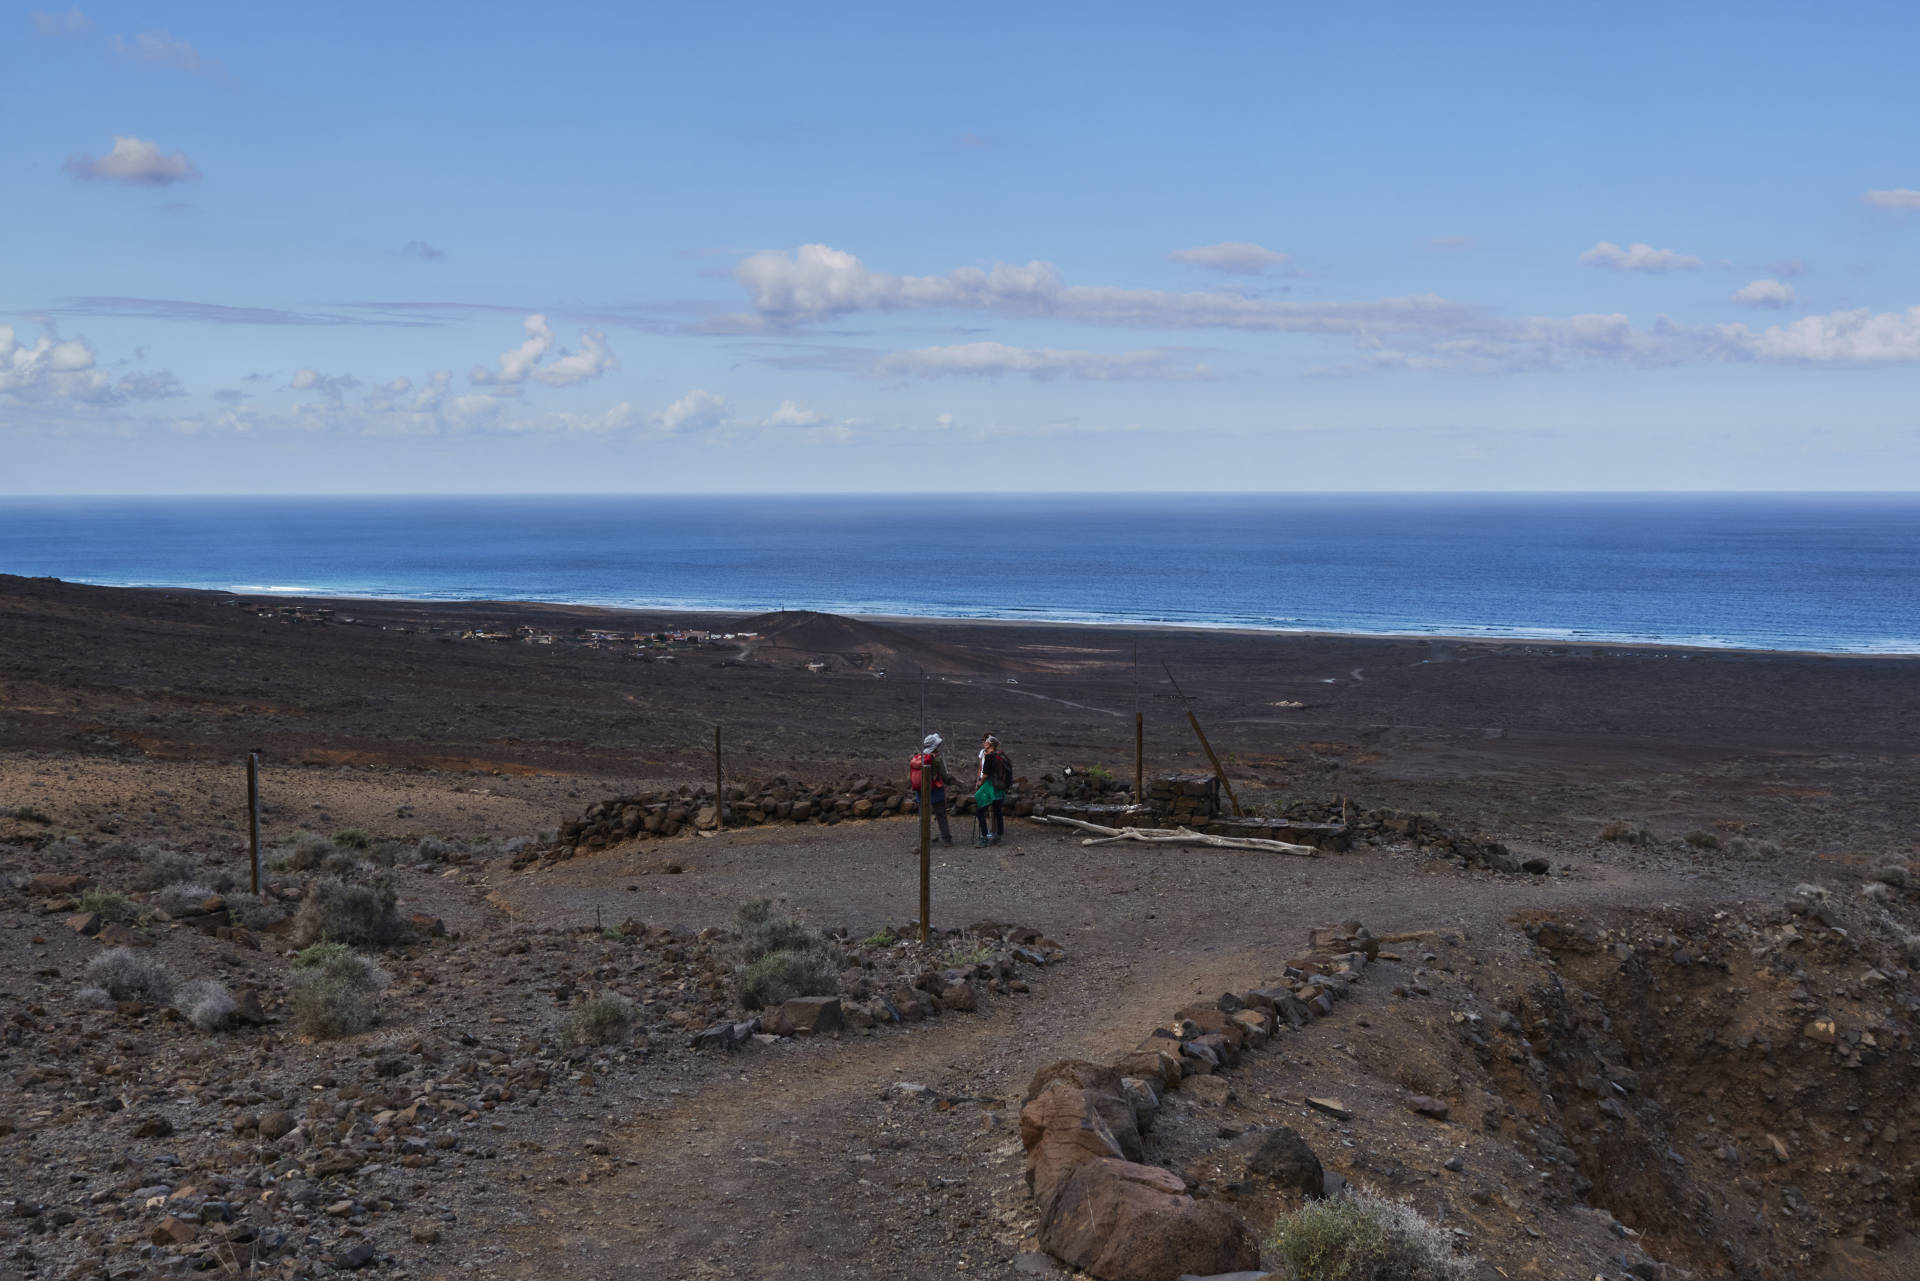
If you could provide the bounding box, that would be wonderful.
[6,1,1920,493]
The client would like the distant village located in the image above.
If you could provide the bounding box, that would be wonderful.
[221,598,756,659]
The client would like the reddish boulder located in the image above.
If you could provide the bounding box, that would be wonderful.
[1020,1084,1123,1208]
[1040,1158,1259,1281]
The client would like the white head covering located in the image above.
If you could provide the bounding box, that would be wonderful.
[923,733,942,751]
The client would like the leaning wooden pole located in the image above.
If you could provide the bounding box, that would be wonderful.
[917,765,931,943]
[1161,661,1243,816]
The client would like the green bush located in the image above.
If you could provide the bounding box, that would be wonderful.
[78,887,137,923]
[332,827,372,850]
[85,947,174,1003]
[1268,1188,1473,1281]
[292,878,405,946]
[288,946,388,1039]
[563,993,635,1046]
[733,899,843,1010]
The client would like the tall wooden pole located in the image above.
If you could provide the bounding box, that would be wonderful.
[918,764,931,943]
[246,750,261,894]
[713,725,724,830]
[1132,644,1142,802]
[1161,661,1243,816]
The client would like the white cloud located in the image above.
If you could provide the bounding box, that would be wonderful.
[762,399,824,428]
[1737,306,1920,363]
[658,389,727,434]
[1862,189,1920,210]
[289,369,360,401]
[533,330,618,387]
[111,30,206,74]
[63,136,200,186]
[401,240,445,262]
[469,314,617,388]
[1732,278,1796,309]
[873,341,1211,381]
[0,322,178,407]
[729,243,1481,339]
[31,7,90,35]
[1578,241,1702,273]
[1168,242,1295,275]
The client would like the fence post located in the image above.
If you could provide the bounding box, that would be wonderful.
[713,725,724,830]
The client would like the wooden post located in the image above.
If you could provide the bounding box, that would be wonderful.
[918,763,931,943]
[713,725,724,830]
[246,750,261,894]
[1161,661,1243,816]
[1134,711,1144,804]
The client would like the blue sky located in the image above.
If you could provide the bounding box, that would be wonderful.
[6,1,1920,492]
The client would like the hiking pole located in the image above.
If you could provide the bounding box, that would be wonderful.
[918,762,931,943]
[1133,644,1143,803]
[1160,661,1243,816]
[713,725,724,831]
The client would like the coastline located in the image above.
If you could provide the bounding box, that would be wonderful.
[42,575,1920,660]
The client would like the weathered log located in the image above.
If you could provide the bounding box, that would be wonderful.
[1032,815,1316,856]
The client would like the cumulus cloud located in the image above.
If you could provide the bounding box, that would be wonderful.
[468,314,618,388]
[1168,242,1295,275]
[533,330,618,387]
[469,315,553,386]
[729,243,1481,340]
[1737,306,1920,363]
[401,240,445,262]
[0,322,180,407]
[658,389,728,434]
[31,7,90,35]
[63,136,200,186]
[1578,241,1702,272]
[762,399,824,428]
[874,341,1211,381]
[1862,189,1920,210]
[111,30,206,73]
[289,369,360,401]
[1732,278,1796,309]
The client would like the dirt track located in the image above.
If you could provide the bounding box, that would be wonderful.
[4,575,1919,1280]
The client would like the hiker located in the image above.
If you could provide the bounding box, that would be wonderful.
[974,732,1013,846]
[910,733,953,845]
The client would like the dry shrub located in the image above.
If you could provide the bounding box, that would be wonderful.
[132,845,197,890]
[288,944,388,1039]
[154,881,215,914]
[275,830,334,872]
[563,993,635,1046]
[174,978,236,1031]
[1268,1187,1474,1281]
[223,892,286,930]
[733,898,842,1010]
[86,947,174,1004]
[292,877,404,946]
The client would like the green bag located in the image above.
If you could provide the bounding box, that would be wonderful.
[974,780,1002,807]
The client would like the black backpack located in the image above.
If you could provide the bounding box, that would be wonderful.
[988,751,1013,790]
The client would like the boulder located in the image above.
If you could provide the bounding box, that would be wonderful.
[1025,1060,1124,1105]
[29,872,92,896]
[1112,1048,1182,1092]
[1040,1158,1260,1281]
[940,982,979,1012]
[1237,1126,1324,1197]
[1020,1084,1124,1208]
[257,1110,298,1141]
[777,996,843,1036]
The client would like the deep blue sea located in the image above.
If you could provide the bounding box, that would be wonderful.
[1,494,1916,654]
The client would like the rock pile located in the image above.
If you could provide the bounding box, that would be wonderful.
[1018,920,1388,1280]
[1144,772,1219,823]
[518,774,1038,867]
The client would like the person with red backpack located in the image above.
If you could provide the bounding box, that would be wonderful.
[909,733,953,845]
[974,733,1013,846]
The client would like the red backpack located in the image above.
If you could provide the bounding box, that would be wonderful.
[908,752,935,792]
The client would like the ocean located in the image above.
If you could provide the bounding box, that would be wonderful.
[0,494,1915,654]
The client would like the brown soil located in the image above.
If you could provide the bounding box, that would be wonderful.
[2,573,1918,1281]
